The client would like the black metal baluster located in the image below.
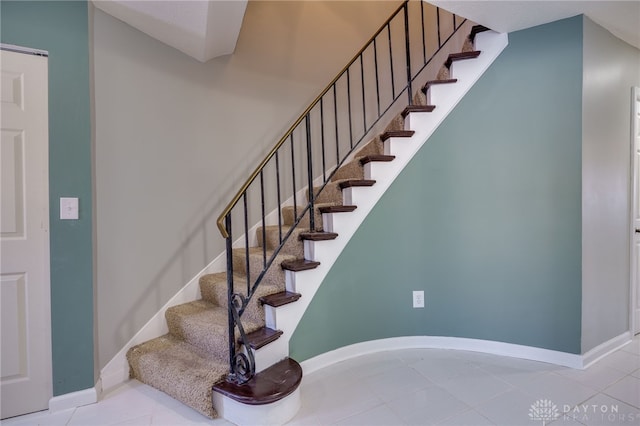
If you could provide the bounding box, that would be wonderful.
[403,2,413,105]
[260,171,266,269]
[225,214,235,378]
[243,193,250,296]
[275,151,282,244]
[305,115,315,232]
[421,0,427,65]
[346,69,353,149]
[452,13,456,37]
[373,38,381,117]
[333,85,340,167]
[437,7,442,47]
[290,134,297,219]
[320,99,327,182]
[360,55,366,133]
[388,23,396,99]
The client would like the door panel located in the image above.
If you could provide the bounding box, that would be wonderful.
[0,48,51,419]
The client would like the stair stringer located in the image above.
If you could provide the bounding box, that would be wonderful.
[249,30,509,372]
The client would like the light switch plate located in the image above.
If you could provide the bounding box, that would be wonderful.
[60,197,79,220]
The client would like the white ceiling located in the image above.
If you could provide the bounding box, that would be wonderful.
[92,0,248,62]
[92,1,639,62]
[430,1,640,50]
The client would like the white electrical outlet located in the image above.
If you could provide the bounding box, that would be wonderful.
[413,290,424,308]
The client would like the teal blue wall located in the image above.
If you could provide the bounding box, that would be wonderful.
[1,1,94,395]
[291,16,583,359]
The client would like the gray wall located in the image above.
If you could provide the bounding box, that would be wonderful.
[581,17,640,352]
[93,1,401,369]
[291,16,585,359]
[1,1,94,395]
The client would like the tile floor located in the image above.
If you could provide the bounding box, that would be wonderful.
[3,336,639,426]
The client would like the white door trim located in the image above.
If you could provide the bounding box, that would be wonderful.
[630,86,640,336]
[1,43,48,57]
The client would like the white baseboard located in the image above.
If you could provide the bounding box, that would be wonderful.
[49,386,98,413]
[300,336,585,375]
[582,331,632,369]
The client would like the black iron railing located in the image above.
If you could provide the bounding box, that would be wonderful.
[216,0,467,384]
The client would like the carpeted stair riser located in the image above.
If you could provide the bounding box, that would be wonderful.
[199,272,282,325]
[232,247,294,288]
[330,159,365,181]
[126,334,228,418]
[281,205,327,230]
[461,37,474,52]
[413,88,429,106]
[309,180,349,205]
[383,113,405,133]
[437,65,450,80]
[256,225,305,258]
[165,300,261,361]
[354,136,385,158]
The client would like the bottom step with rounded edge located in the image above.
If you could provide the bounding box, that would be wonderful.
[212,357,302,425]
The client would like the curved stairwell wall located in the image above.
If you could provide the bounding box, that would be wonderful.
[291,16,585,361]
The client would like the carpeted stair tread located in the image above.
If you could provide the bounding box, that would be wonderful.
[437,64,451,80]
[461,37,475,53]
[383,113,405,133]
[330,158,366,181]
[232,247,296,288]
[299,231,338,241]
[198,272,281,324]
[166,300,262,360]
[339,179,375,189]
[354,136,384,158]
[318,204,357,213]
[282,202,345,229]
[213,357,302,406]
[242,327,283,350]
[127,334,228,418]
[281,204,321,229]
[380,130,415,141]
[360,154,395,164]
[311,180,348,205]
[402,105,435,117]
[257,225,305,257]
[281,258,320,271]
[199,272,245,305]
[445,50,481,68]
[259,291,301,307]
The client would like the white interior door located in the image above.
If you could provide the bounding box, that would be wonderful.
[0,48,52,419]
[632,86,640,336]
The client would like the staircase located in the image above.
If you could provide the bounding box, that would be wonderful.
[126,3,508,424]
